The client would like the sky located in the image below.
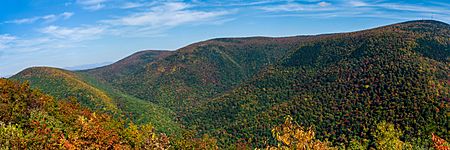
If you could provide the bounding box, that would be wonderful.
[0,0,449,77]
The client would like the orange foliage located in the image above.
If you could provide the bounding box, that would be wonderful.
[266,116,335,150]
[433,133,450,150]
[0,79,170,149]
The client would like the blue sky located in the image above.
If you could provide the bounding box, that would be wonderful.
[0,0,449,77]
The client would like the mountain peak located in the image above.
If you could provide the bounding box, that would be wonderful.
[398,19,449,25]
[8,20,450,149]
[387,19,450,31]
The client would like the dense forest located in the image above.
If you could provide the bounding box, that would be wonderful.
[184,20,450,148]
[1,78,448,149]
[0,78,171,149]
[5,20,450,149]
[12,67,181,135]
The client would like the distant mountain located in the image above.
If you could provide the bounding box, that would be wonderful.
[84,37,310,112]
[84,50,174,83]
[10,20,449,149]
[64,61,113,71]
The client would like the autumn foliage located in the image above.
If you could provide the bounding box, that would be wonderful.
[433,133,450,150]
[0,79,169,149]
[266,116,335,150]
[5,20,450,149]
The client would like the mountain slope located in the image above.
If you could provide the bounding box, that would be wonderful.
[183,20,450,147]
[85,37,311,112]
[0,78,170,149]
[10,20,449,149]
[11,67,180,135]
[85,50,174,81]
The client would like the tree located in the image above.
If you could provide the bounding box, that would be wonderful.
[374,121,412,150]
[432,133,449,150]
[267,116,335,150]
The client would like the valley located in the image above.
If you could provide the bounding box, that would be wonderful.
[3,20,449,149]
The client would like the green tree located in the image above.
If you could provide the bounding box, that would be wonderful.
[374,121,412,150]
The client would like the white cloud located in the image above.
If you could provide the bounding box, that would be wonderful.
[0,34,66,55]
[318,2,331,7]
[4,12,74,24]
[77,0,107,5]
[61,12,75,19]
[100,2,232,37]
[0,35,16,41]
[2,2,232,55]
[77,0,108,10]
[120,2,145,9]
[5,18,39,24]
[0,25,106,58]
[349,0,369,7]
[192,0,276,7]
[40,25,105,41]
[259,2,334,12]
[376,3,449,14]
[257,0,449,21]
[0,34,17,49]
[103,2,231,28]
[346,1,449,14]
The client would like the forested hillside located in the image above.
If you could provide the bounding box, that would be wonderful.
[0,78,171,149]
[11,67,181,135]
[85,50,174,83]
[8,20,450,149]
[184,20,450,148]
[85,37,310,112]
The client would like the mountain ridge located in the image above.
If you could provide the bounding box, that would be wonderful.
[10,20,450,149]
[183,19,449,147]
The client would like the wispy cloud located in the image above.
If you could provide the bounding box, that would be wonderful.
[375,3,449,14]
[2,1,232,55]
[120,2,146,9]
[192,0,278,7]
[1,37,53,53]
[348,0,369,7]
[105,2,230,26]
[0,25,105,56]
[40,25,106,41]
[345,0,448,14]
[257,0,450,21]
[318,2,331,7]
[0,34,17,49]
[2,3,205,52]
[1,0,449,77]
[103,2,232,37]
[77,0,108,10]
[4,12,74,24]
[258,1,334,12]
